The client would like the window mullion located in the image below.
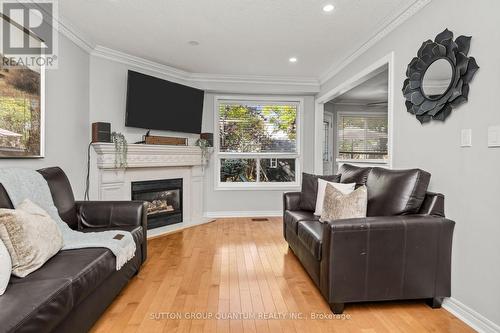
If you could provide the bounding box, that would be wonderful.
[364,118,368,157]
[256,157,260,183]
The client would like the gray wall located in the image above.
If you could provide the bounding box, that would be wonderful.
[0,34,90,199]
[320,0,500,325]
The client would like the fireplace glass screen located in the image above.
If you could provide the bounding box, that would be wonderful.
[131,178,183,229]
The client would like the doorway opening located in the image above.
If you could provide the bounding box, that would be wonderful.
[317,53,393,175]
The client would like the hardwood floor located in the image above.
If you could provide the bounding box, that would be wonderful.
[91,217,473,333]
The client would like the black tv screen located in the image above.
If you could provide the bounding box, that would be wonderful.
[125,70,205,134]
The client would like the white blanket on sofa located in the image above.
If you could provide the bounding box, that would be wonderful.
[0,168,136,270]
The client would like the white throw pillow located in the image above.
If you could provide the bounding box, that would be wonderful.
[0,199,63,278]
[314,179,356,215]
[0,238,11,295]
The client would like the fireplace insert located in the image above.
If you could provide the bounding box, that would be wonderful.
[131,178,183,229]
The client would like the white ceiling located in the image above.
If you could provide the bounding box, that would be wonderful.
[332,69,388,104]
[59,0,417,78]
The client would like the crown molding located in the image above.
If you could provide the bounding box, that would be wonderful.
[12,0,318,92]
[328,100,388,107]
[12,0,95,53]
[318,0,432,85]
[26,0,428,92]
[92,46,190,82]
[56,15,95,53]
[91,46,319,90]
[190,72,319,87]
[91,45,320,93]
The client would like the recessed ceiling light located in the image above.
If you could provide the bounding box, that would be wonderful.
[323,4,335,12]
[289,57,298,63]
[188,40,200,46]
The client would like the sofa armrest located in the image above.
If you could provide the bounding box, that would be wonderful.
[76,200,148,264]
[76,200,147,229]
[283,192,301,211]
[319,215,454,303]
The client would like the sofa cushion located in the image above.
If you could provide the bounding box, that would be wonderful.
[8,247,115,306]
[299,173,340,211]
[297,221,323,261]
[339,164,372,185]
[0,277,74,333]
[4,224,143,317]
[366,167,431,216]
[284,210,318,234]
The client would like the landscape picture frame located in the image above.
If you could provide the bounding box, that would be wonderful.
[0,14,45,158]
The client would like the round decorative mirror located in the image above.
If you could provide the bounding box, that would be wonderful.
[402,29,479,124]
[421,58,454,100]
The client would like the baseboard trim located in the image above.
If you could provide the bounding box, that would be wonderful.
[147,211,282,238]
[146,218,215,239]
[204,211,282,218]
[443,297,500,333]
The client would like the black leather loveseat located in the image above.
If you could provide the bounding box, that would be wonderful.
[0,167,147,333]
[283,164,454,314]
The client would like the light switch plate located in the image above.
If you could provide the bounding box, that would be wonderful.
[461,129,472,147]
[488,126,500,147]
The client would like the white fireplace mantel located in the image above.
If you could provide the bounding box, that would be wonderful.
[90,143,207,238]
[92,143,203,169]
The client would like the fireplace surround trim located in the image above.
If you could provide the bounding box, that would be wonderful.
[90,143,205,238]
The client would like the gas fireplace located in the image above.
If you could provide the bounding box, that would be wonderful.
[131,178,183,229]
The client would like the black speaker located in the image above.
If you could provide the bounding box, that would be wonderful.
[200,133,213,147]
[92,122,111,143]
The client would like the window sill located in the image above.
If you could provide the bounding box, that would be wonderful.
[215,183,301,191]
[337,159,389,165]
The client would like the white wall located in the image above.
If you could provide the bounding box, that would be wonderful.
[319,0,500,326]
[0,34,90,199]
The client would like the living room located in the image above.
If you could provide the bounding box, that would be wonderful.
[0,0,499,332]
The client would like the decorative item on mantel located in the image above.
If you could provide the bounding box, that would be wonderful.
[195,135,213,169]
[402,28,479,124]
[111,132,128,168]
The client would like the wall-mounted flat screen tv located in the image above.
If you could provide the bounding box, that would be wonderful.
[125,70,205,134]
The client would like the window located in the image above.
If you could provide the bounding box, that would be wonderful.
[337,113,388,162]
[215,97,301,189]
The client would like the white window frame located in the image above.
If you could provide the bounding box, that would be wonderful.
[214,95,303,191]
[336,111,389,166]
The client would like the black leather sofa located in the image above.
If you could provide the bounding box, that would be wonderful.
[0,167,147,333]
[283,164,454,314]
